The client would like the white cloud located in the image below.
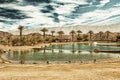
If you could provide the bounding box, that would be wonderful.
[55,4,77,14]
[0,0,120,32]
[55,0,88,5]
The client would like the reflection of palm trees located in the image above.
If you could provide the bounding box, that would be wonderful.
[20,51,25,64]
[77,43,81,53]
[43,49,46,53]
[18,25,24,46]
[70,30,76,42]
[59,44,63,53]
[71,43,76,54]
[51,45,55,53]
[89,44,93,53]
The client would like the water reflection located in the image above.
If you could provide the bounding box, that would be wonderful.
[71,43,76,54]
[58,44,63,53]
[3,43,120,64]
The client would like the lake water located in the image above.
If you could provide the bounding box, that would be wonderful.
[2,43,120,64]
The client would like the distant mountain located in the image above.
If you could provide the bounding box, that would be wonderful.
[11,24,120,35]
[0,31,12,37]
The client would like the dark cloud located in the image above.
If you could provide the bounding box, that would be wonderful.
[0,8,30,19]
[24,0,51,5]
[73,5,97,13]
[53,13,59,23]
[41,9,51,13]
[47,13,59,23]
[25,0,51,3]
[86,0,102,5]
[45,5,54,11]
[0,20,6,22]
[68,5,97,19]
[40,5,54,13]
[0,0,17,3]
[101,0,119,9]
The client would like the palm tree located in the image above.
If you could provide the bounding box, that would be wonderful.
[40,28,48,38]
[51,31,55,42]
[106,31,110,41]
[40,28,48,42]
[51,31,55,37]
[77,30,82,41]
[57,31,64,42]
[18,25,24,46]
[70,30,76,42]
[88,30,94,41]
[77,30,82,37]
[99,31,103,40]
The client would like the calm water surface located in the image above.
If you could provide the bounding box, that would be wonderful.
[2,43,120,64]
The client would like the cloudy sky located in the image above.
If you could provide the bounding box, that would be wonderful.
[0,0,120,32]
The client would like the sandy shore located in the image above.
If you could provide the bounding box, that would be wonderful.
[0,58,120,80]
[0,43,50,51]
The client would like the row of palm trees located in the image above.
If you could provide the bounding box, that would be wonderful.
[17,25,119,46]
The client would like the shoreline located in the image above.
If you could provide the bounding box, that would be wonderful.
[0,42,91,51]
[1,41,119,51]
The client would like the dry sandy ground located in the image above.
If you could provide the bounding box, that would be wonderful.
[0,60,120,80]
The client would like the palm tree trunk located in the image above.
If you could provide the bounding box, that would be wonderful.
[20,30,22,46]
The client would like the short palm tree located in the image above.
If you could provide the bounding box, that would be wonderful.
[57,31,64,42]
[70,30,76,42]
[18,25,24,46]
[51,31,55,37]
[40,28,48,42]
[99,31,103,40]
[88,30,94,41]
[77,30,82,37]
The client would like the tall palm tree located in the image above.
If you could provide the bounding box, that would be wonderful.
[99,31,103,40]
[51,31,55,42]
[57,31,64,42]
[88,30,94,41]
[18,25,24,46]
[40,28,48,42]
[106,31,110,41]
[70,30,76,42]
